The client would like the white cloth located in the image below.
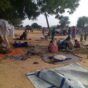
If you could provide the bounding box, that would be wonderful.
[0,19,15,38]
[0,19,8,37]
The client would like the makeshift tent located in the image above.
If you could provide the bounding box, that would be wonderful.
[0,19,15,48]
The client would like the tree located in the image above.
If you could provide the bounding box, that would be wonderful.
[59,16,70,28]
[77,16,88,28]
[36,0,79,32]
[25,25,31,29]
[31,23,42,29]
[0,0,39,25]
[77,16,88,41]
[0,0,79,27]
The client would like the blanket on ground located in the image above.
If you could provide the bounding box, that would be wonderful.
[41,54,80,64]
[26,64,88,88]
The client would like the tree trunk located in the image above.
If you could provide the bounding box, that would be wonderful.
[44,12,50,35]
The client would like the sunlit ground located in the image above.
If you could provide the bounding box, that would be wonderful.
[0,30,88,88]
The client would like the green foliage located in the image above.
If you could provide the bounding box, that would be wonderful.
[77,16,88,28]
[0,0,11,11]
[37,0,79,14]
[0,0,39,25]
[36,0,79,30]
[0,0,79,26]
[31,23,42,29]
[25,25,31,30]
[59,16,70,27]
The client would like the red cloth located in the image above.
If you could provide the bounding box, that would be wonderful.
[8,48,24,56]
[48,43,58,53]
[0,48,24,61]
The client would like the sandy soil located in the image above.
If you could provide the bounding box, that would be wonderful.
[0,30,88,88]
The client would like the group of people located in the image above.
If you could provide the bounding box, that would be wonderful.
[0,19,82,55]
[48,36,80,53]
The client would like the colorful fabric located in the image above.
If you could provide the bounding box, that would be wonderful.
[48,42,58,53]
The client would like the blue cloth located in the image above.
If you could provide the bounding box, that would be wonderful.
[13,42,28,47]
[59,40,68,49]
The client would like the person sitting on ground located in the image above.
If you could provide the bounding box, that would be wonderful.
[65,35,73,50]
[48,40,58,53]
[58,36,73,50]
[19,30,28,40]
[74,39,80,48]
[66,39,73,50]
[58,39,68,50]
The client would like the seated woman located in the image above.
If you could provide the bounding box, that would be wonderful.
[74,39,80,48]
[19,30,28,40]
[48,40,58,53]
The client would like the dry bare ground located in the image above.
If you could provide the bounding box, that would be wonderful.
[0,30,88,88]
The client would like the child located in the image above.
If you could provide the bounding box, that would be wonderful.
[74,39,80,48]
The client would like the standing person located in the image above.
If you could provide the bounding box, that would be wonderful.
[72,26,76,39]
[80,34,83,42]
[51,27,56,40]
[84,28,88,41]
[84,32,87,41]
[42,27,45,37]
[80,28,83,42]
[68,27,71,36]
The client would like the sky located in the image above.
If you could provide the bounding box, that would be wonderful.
[22,0,88,27]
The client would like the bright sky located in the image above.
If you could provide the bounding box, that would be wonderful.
[22,0,88,27]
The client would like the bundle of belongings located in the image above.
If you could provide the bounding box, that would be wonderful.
[13,41,31,48]
[6,47,42,61]
[26,46,43,56]
[26,64,88,88]
[6,50,31,61]
[42,54,80,64]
